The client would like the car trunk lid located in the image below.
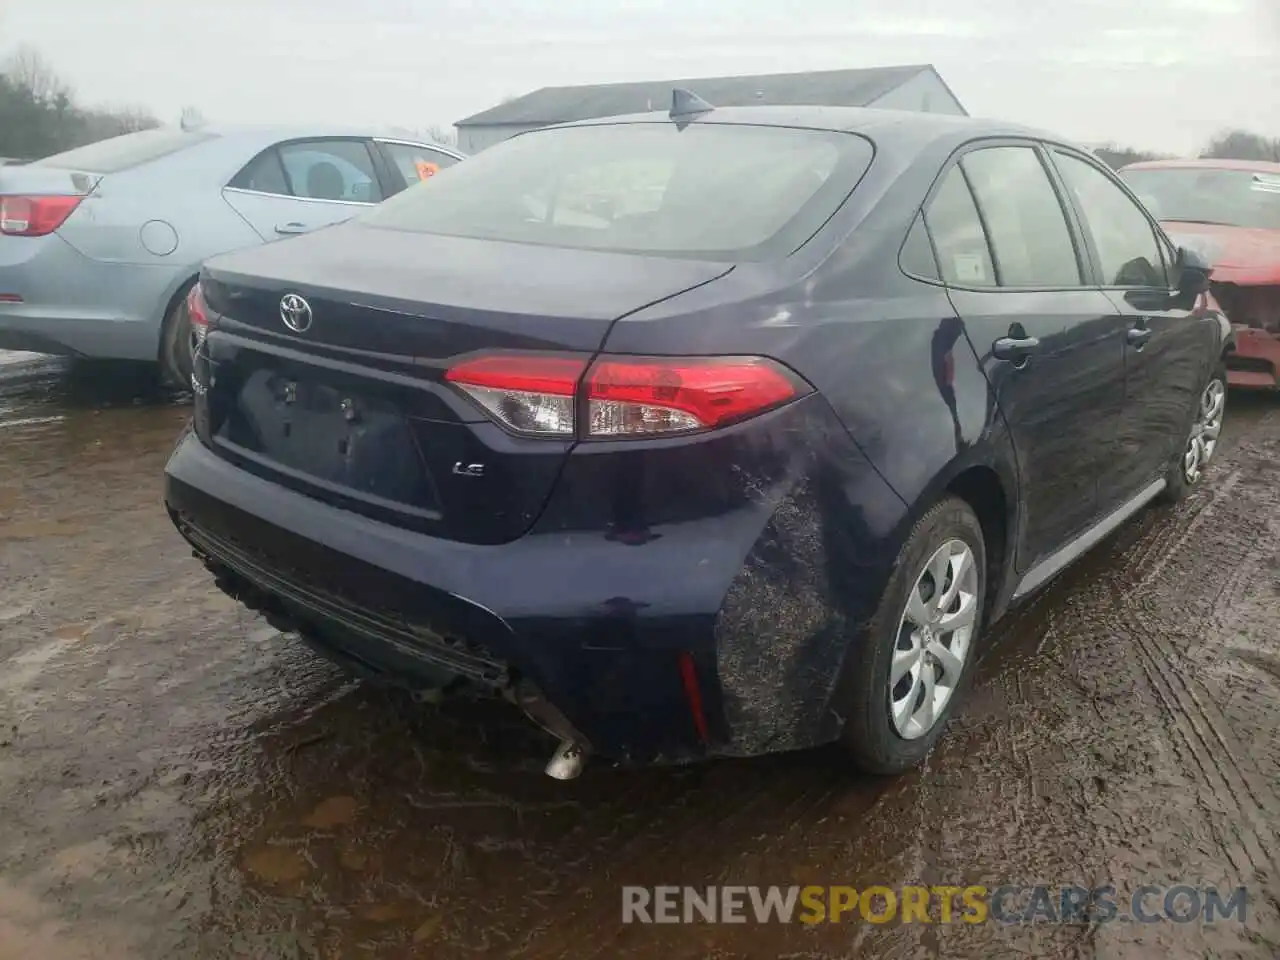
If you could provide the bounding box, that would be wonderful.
[197,222,732,544]
[0,165,102,199]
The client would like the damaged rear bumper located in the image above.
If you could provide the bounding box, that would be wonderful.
[1226,324,1280,389]
[163,396,902,767]
[1213,281,1280,389]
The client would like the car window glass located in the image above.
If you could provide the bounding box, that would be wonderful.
[924,166,995,286]
[359,123,873,263]
[230,150,289,195]
[544,158,674,226]
[277,140,383,203]
[1054,151,1168,287]
[1119,167,1280,231]
[380,142,461,188]
[961,146,1082,287]
[901,213,939,280]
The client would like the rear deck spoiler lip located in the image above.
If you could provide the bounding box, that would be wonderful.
[0,165,104,196]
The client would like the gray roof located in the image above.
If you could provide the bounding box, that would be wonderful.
[456,64,945,127]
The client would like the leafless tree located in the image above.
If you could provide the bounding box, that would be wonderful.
[386,124,458,147]
[5,45,70,107]
[425,124,457,147]
[0,46,158,157]
[1092,143,1169,169]
[1201,129,1280,163]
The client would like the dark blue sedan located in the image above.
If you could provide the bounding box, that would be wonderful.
[164,99,1230,778]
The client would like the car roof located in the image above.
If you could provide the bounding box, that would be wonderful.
[1120,157,1280,175]
[199,124,464,156]
[545,104,1075,153]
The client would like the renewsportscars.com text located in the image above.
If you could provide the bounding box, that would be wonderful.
[621,884,1248,925]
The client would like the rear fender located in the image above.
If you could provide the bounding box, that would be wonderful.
[892,442,1022,622]
[712,434,1021,755]
[708,398,910,756]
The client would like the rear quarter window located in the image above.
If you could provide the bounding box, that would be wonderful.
[33,128,216,173]
[901,213,940,281]
[924,167,996,286]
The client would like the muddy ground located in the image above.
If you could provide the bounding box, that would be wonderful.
[0,354,1278,959]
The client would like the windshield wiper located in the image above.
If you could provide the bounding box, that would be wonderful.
[1161,218,1235,226]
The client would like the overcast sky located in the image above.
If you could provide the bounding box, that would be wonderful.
[3,0,1277,154]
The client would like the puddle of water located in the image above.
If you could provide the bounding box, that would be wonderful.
[0,416,65,430]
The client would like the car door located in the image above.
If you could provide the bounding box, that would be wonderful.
[924,142,1127,572]
[373,140,463,195]
[1050,149,1216,501]
[221,137,387,241]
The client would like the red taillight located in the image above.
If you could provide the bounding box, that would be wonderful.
[586,356,802,436]
[444,352,805,439]
[446,354,587,437]
[187,282,210,345]
[0,195,84,237]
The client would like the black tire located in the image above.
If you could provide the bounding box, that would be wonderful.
[1157,367,1227,505]
[159,288,197,390]
[839,496,987,775]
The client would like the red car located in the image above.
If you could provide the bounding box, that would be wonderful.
[1120,158,1280,389]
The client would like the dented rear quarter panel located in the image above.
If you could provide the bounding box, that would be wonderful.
[596,132,1024,754]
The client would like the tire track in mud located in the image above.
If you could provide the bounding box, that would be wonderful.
[512,403,1280,960]
[1099,404,1280,881]
[901,403,1280,960]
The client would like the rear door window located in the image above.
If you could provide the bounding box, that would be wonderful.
[960,146,1083,288]
[378,142,461,189]
[33,128,215,172]
[231,139,384,204]
[924,166,996,286]
[277,140,383,203]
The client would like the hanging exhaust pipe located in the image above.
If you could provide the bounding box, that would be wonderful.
[545,740,588,780]
[508,678,591,780]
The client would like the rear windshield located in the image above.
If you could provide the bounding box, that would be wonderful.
[34,128,216,173]
[359,122,873,261]
[1120,167,1280,232]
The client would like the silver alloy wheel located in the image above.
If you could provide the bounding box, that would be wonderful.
[889,539,979,740]
[1183,378,1226,485]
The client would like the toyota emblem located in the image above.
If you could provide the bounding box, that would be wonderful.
[279,293,313,333]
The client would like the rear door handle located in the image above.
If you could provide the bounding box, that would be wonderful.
[1127,326,1153,346]
[275,222,308,235]
[993,336,1041,362]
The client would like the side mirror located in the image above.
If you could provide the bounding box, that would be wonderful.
[1176,246,1212,296]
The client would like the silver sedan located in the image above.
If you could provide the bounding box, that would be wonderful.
[0,125,464,385]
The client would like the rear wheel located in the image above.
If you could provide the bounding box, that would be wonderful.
[1158,369,1226,504]
[839,496,986,774]
[159,287,197,390]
